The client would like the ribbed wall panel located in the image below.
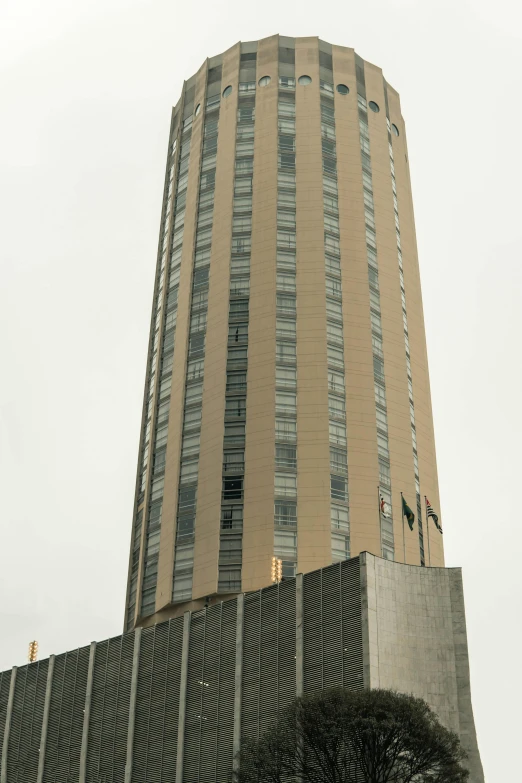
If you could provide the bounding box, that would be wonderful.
[320,564,344,689]
[302,568,323,693]
[241,590,261,741]
[215,599,236,781]
[132,626,155,782]
[182,601,237,782]
[241,581,296,744]
[86,633,133,783]
[303,559,363,694]
[132,618,183,782]
[340,559,364,690]
[7,659,49,782]
[42,646,90,783]
[257,586,278,738]
[277,580,297,711]
[0,670,12,779]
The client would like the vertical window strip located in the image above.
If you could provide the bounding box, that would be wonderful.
[384,95,425,566]
[172,95,221,603]
[218,76,256,593]
[273,64,298,581]
[355,65,395,561]
[321,84,350,564]
[139,123,192,617]
[126,508,143,630]
[129,127,183,627]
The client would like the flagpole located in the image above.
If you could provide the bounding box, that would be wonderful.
[378,486,383,556]
[400,492,406,563]
[424,495,432,567]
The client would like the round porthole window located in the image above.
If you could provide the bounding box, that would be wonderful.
[336,84,349,95]
[223,85,233,98]
[368,100,380,113]
[258,75,271,87]
[194,103,201,116]
[391,123,400,136]
[298,75,312,85]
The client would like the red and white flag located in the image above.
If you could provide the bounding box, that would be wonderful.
[426,497,442,533]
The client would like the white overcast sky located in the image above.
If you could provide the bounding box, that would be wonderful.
[0,1,520,779]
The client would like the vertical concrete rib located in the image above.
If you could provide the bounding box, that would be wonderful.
[175,611,191,783]
[0,667,16,783]
[242,34,278,594]
[79,641,96,783]
[124,628,142,783]
[448,569,485,782]
[359,552,371,688]
[360,553,380,689]
[36,655,55,783]
[232,594,245,770]
[295,573,304,697]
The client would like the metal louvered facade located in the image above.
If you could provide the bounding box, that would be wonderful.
[85,634,134,783]
[0,555,483,782]
[0,671,12,781]
[303,556,363,694]
[6,658,49,783]
[132,618,183,782]
[43,647,90,782]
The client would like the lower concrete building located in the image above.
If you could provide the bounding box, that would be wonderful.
[0,555,483,782]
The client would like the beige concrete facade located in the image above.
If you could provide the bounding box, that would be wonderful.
[125,36,445,631]
[295,38,332,575]
[242,34,279,593]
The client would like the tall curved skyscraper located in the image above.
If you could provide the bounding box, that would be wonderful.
[0,35,483,783]
[125,35,443,631]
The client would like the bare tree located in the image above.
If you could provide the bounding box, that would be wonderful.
[235,688,469,783]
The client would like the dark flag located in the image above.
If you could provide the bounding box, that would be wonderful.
[426,497,443,534]
[402,496,415,531]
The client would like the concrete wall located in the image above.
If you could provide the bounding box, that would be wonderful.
[361,553,484,782]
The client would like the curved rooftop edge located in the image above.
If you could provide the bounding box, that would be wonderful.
[172,34,403,117]
[0,554,483,782]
